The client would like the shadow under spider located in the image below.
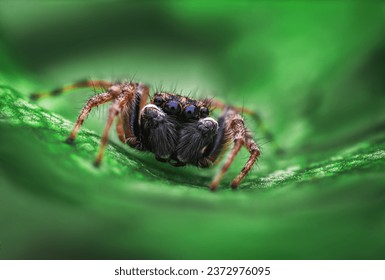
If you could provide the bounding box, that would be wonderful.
[105,139,218,190]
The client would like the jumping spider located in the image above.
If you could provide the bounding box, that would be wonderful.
[31,80,261,190]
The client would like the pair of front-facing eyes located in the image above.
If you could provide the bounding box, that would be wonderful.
[153,96,209,119]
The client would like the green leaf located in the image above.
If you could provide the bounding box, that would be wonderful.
[1,1,385,259]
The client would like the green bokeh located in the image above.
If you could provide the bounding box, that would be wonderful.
[0,1,385,259]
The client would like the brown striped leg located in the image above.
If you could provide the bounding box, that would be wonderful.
[211,98,280,154]
[94,85,137,166]
[66,92,114,144]
[231,131,260,189]
[211,98,259,117]
[115,114,126,144]
[138,83,150,111]
[209,115,246,191]
[30,80,113,100]
[122,83,150,146]
[94,101,120,166]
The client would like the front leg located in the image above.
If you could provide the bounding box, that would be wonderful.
[94,84,138,166]
[211,98,280,154]
[208,108,260,190]
[66,92,114,144]
[122,83,150,148]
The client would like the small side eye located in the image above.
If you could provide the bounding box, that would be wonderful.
[164,100,181,115]
[184,105,198,119]
[200,107,209,118]
[154,95,164,106]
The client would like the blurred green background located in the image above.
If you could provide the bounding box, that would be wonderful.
[1,1,385,259]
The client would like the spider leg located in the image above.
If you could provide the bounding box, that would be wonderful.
[122,83,150,147]
[208,108,260,190]
[209,110,246,191]
[94,99,121,166]
[66,92,114,144]
[231,130,260,189]
[115,114,126,144]
[94,84,137,166]
[211,98,259,117]
[211,98,280,154]
[30,79,112,100]
[138,83,150,112]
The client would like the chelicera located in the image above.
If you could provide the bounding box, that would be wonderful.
[31,80,261,190]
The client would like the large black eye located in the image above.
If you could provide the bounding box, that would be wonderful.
[154,95,163,106]
[164,100,180,115]
[184,105,198,119]
[200,107,209,118]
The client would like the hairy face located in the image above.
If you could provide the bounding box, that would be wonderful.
[140,95,219,165]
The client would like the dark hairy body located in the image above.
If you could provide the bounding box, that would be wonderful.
[31,80,261,190]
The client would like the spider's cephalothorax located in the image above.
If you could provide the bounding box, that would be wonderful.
[31,80,261,190]
[152,92,210,121]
